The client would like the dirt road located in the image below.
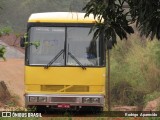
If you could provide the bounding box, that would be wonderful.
[0,40,24,107]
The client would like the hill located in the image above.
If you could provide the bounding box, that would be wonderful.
[0,0,88,32]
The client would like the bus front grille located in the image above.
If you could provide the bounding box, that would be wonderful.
[51,97,77,103]
[41,85,89,92]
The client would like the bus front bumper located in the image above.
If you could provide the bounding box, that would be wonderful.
[25,94,104,109]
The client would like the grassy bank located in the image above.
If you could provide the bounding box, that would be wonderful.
[110,34,160,109]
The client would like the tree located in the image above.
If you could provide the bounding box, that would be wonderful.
[83,0,160,47]
[128,0,160,40]
[83,0,160,111]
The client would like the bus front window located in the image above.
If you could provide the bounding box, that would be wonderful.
[67,27,100,66]
[28,26,104,67]
[29,27,65,66]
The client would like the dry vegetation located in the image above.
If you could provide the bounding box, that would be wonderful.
[110,32,160,109]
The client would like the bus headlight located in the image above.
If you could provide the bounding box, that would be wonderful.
[82,98,92,103]
[92,98,100,103]
[38,97,47,102]
[29,96,37,102]
[82,97,100,103]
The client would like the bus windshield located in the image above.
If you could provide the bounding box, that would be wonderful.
[28,26,104,67]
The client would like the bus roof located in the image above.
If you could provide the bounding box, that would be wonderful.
[28,12,96,23]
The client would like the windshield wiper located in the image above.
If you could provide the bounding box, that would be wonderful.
[44,49,64,69]
[68,52,86,70]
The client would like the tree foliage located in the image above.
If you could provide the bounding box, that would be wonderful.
[83,0,134,48]
[128,0,160,40]
[83,0,160,47]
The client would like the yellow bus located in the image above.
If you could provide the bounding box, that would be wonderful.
[21,12,106,112]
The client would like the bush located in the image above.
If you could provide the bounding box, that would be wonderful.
[0,26,13,36]
[0,45,6,61]
[111,80,146,106]
[110,35,160,108]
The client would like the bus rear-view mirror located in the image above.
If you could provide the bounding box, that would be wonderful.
[20,37,25,47]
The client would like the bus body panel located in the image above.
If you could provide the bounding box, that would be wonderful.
[28,12,97,23]
[25,66,105,94]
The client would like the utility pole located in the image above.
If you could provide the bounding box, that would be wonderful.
[103,0,111,111]
[107,49,111,111]
[107,39,112,111]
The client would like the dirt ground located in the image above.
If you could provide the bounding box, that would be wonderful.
[0,59,24,106]
[0,35,25,108]
[0,34,25,53]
